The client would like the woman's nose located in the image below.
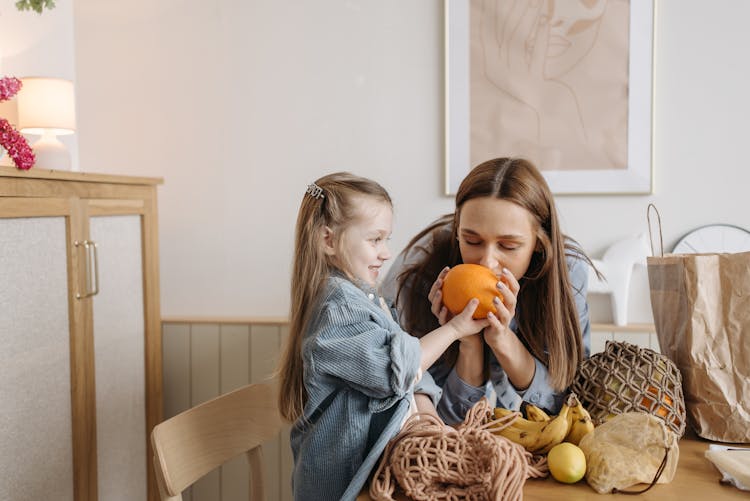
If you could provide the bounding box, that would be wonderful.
[479,247,498,270]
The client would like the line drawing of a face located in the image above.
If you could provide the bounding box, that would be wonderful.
[471,0,628,171]
[524,0,610,79]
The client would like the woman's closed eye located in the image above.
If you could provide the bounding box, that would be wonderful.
[497,242,521,251]
[462,237,520,251]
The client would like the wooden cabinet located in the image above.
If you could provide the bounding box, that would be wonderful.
[0,166,163,501]
[590,323,658,354]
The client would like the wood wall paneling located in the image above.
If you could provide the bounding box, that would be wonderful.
[161,321,292,501]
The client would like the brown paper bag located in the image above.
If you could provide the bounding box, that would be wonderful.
[647,208,750,443]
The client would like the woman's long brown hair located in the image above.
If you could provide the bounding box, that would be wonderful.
[277,172,392,422]
[395,158,588,390]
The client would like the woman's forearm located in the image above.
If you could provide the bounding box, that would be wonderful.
[489,335,536,390]
[454,335,485,386]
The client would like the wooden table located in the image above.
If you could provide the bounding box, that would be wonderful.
[358,435,747,500]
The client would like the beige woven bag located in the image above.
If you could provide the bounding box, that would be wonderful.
[571,340,686,437]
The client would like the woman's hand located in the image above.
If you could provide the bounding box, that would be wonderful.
[484,268,535,389]
[483,268,520,348]
[427,266,452,325]
[430,267,488,349]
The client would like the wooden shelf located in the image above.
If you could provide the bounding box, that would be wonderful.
[161,316,289,325]
[591,322,655,332]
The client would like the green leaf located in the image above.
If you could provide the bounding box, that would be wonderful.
[15,0,56,14]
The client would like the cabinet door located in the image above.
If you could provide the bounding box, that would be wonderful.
[0,215,75,501]
[89,214,147,501]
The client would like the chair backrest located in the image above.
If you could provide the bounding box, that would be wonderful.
[151,380,282,501]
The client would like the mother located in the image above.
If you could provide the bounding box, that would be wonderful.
[382,157,592,424]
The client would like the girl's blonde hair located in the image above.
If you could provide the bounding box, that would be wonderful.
[396,158,590,390]
[277,172,392,422]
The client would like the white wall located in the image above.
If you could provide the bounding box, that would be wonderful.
[0,0,79,170]
[69,0,750,317]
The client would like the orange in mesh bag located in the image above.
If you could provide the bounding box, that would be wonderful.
[571,340,686,437]
[578,412,679,494]
[369,398,547,501]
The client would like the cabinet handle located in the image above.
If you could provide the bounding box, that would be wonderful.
[75,240,100,299]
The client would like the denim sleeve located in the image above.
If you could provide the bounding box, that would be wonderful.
[413,370,442,407]
[435,368,489,425]
[569,254,591,358]
[309,302,421,411]
[495,358,562,413]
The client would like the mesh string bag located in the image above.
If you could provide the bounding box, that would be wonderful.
[369,398,547,501]
[571,340,686,437]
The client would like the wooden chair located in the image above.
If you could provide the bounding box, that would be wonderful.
[151,380,283,500]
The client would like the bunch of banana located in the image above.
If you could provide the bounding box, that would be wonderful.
[491,401,571,455]
[525,403,551,422]
[564,393,595,445]
[492,402,550,422]
[491,393,595,454]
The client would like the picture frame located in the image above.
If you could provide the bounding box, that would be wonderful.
[444,0,654,196]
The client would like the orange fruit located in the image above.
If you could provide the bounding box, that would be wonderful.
[641,385,673,418]
[441,264,503,319]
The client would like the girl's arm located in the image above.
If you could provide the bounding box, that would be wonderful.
[414,393,441,420]
[418,299,489,373]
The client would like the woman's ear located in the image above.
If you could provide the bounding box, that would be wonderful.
[322,226,336,256]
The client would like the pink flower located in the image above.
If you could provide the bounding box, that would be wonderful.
[0,76,35,170]
[0,118,35,170]
[0,77,22,101]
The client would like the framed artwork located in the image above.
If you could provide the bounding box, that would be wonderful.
[445,0,654,195]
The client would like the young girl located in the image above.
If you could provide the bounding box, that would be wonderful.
[382,157,593,424]
[277,172,489,501]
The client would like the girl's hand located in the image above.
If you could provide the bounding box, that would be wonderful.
[427,266,451,325]
[484,268,520,350]
[447,298,490,340]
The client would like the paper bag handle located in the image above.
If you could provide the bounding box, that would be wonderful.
[647,203,664,257]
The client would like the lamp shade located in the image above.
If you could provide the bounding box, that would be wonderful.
[17,77,76,135]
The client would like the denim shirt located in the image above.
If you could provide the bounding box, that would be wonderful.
[290,273,440,501]
[432,255,591,423]
[382,225,591,424]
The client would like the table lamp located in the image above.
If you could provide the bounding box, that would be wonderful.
[16,77,76,171]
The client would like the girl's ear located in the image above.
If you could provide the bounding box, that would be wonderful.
[322,226,336,256]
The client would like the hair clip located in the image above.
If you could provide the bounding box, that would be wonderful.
[306,182,325,200]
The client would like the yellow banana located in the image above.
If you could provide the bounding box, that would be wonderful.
[495,403,550,422]
[530,403,571,454]
[492,402,571,455]
[525,403,551,422]
[564,393,595,445]
[493,407,517,419]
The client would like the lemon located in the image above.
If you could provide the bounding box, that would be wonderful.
[547,443,586,484]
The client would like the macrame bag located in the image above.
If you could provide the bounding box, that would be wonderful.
[571,340,686,438]
[369,398,547,501]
